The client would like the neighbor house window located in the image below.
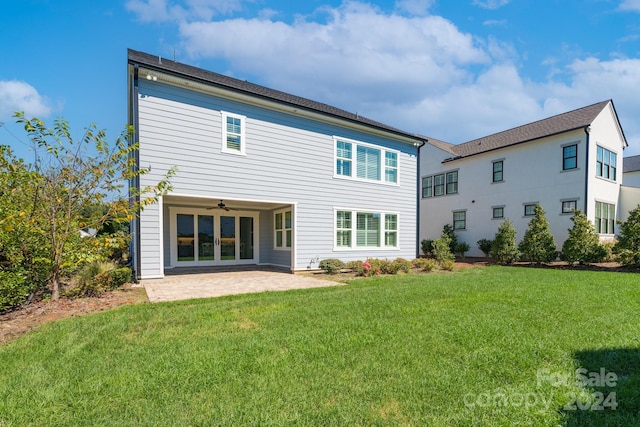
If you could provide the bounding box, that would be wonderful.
[524,204,536,216]
[334,137,398,184]
[446,171,458,194]
[335,210,398,249]
[562,200,577,214]
[563,144,578,170]
[434,174,445,196]
[492,160,504,183]
[274,209,292,249]
[596,146,617,181]
[492,206,504,219]
[453,211,466,230]
[422,170,458,198]
[422,176,433,198]
[595,202,615,234]
[221,112,246,155]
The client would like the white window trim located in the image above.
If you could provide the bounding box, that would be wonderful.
[333,136,400,186]
[273,208,292,251]
[221,111,246,155]
[333,207,400,251]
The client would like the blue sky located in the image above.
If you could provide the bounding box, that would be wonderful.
[2,0,640,160]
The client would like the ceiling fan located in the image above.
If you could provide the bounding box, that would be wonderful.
[207,200,234,211]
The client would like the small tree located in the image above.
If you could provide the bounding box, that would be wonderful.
[6,114,175,301]
[560,209,603,265]
[442,224,458,253]
[615,205,640,267]
[432,234,455,265]
[491,219,519,264]
[518,204,557,264]
[420,239,434,257]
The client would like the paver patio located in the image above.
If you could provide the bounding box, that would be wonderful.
[142,268,343,302]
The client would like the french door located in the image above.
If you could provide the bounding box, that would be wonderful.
[170,208,258,267]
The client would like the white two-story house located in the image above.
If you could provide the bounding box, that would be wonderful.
[419,100,627,256]
[127,49,425,280]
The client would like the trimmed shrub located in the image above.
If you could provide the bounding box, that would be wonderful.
[421,239,434,257]
[391,258,412,274]
[441,260,456,271]
[518,204,557,264]
[411,258,438,272]
[560,209,604,265]
[454,242,470,258]
[346,260,364,276]
[319,258,345,274]
[0,270,29,312]
[65,262,130,298]
[615,205,640,267]
[491,219,519,264]
[477,239,493,257]
[110,267,132,288]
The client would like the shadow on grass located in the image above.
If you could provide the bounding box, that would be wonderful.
[564,348,640,426]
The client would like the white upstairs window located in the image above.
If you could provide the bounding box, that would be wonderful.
[221,111,246,155]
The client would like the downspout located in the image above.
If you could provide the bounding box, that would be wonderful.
[583,126,590,215]
[416,141,425,258]
[130,64,142,281]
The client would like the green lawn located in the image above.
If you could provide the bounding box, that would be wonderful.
[1,267,638,426]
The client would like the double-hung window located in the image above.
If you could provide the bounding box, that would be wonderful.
[274,209,292,249]
[563,144,577,170]
[335,209,398,249]
[422,170,458,198]
[596,146,617,181]
[492,160,504,183]
[595,202,615,234]
[453,211,466,230]
[334,137,398,184]
[221,111,246,155]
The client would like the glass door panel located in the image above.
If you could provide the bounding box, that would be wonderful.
[198,215,215,261]
[176,214,195,262]
[239,216,254,260]
[220,216,236,261]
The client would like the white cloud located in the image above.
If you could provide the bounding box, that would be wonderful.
[394,0,435,16]
[618,0,640,12]
[126,0,245,22]
[178,2,489,108]
[0,80,52,121]
[472,0,511,10]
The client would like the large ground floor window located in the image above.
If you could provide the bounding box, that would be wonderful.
[595,202,615,234]
[335,209,398,249]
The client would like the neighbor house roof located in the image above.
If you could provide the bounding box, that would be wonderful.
[424,100,622,162]
[623,154,640,173]
[128,49,425,145]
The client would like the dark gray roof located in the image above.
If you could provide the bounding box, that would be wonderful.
[128,49,425,144]
[426,100,618,161]
[623,154,640,173]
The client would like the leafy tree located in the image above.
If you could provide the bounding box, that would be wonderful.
[490,219,519,264]
[615,204,640,267]
[518,204,557,264]
[442,224,458,253]
[432,234,455,265]
[2,114,175,302]
[560,209,604,265]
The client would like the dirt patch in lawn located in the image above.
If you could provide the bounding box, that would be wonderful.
[0,286,148,345]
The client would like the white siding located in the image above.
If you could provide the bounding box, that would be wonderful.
[136,79,418,277]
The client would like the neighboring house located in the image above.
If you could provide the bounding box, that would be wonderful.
[620,154,640,222]
[419,100,628,257]
[127,49,426,280]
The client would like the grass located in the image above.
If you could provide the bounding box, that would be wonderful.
[0,266,639,426]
